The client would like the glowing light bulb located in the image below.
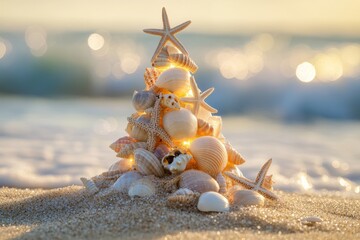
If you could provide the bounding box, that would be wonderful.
[182,140,191,148]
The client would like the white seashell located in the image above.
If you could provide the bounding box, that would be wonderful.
[226,165,244,178]
[109,136,136,153]
[108,158,134,172]
[132,90,156,112]
[165,45,181,55]
[162,149,192,174]
[197,191,229,212]
[128,178,156,197]
[228,189,265,207]
[225,142,246,165]
[197,118,214,137]
[112,171,143,193]
[155,68,191,97]
[179,170,219,193]
[189,136,228,177]
[169,53,198,73]
[117,142,147,158]
[128,115,150,141]
[172,188,194,196]
[216,173,227,194]
[80,177,99,195]
[153,144,170,160]
[160,93,180,110]
[163,108,197,141]
[144,67,160,90]
[301,216,323,226]
[134,148,165,177]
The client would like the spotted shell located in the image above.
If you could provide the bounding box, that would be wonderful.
[112,171,143,193]
[196,118,214,137]
[80,177,99,195]
[108,158,134,172]
[128,178,156,197]
[225,142,246,165]
[169,53,198,73]
[163,108,197,141]
[160,93,181,110]
[134,148,165,177]
[109,136,136,153]
[189,136,228,177]
[179,170,219,193]
[228,188,264,207]
[197,191,229,212]
[144,67,160,90]
[153,144,170,161]
[132,90,156,112]
[117,142,147,158]
[155,68,191,97]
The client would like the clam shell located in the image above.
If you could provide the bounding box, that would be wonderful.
[163,108,197,141]
[228,188,265,207]
[153,144,170,160]
[225,142,246,165]
[197,118,214,137]
[80,177,99,195]
[144,67,160,90]
[216,173,227,194]
[155,68,190,96]
[197,191,229,212]
[109,136,136,153]
[189,136,228,176]
[132,90,156,112]
[169,53,198,73]
[117,142,147,158]
[134,148,165,177]
[112,171,143,193]
[128,115,150,141]
[108,158,134,172]
[179,170,219,193]
[128,178,156,197]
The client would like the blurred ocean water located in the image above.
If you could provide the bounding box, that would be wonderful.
[0,97,359,195]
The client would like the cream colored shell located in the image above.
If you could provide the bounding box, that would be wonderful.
[169,53,198,73]
[155,67,190,97]
[228,188,265,207]
[179,170,219,193]
[117,142,147,158]
[189,136,228,176]
[134,148,165,177]
[144,67,160,90]
[112,171,143,193]
[197,191,229,212]
[128,178,156,197]
[163,108,197,141]
[196,118,214,137]
[132,90,156,112]
[80,177,99,195]
[225,142,246,165]
[108,158,134,172]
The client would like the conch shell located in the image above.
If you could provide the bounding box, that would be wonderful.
[134,148,165,177]
[162,149,192,174]
[144,67,160,90]
[169,53,198,73]
[196,118,214,137]
[179,170,219,193]
[109,136,136,153]
[128,178,156,197]
[225,142,246,165]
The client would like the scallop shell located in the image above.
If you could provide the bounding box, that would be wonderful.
[197,118,214,137]
[134,148,165,177]
[160,93,181,110]
[80,177,99,195]
[301,216,323,226]
[179,170,219,193]
[169,53,198,73]
[155,68,191,97]
[228,188,265,207]
[163,108,197,141]
[109,136,137,153]
[162,150,192,174]
[225,142,246,165]
[144,67,160,90]
[127,115,150,141]
[189,136,228,177]
[216,173,227,194]
[117,142,147,158]
[128,178,156,197]
[132,90,156,112]
[153,144,170,160]
[108,158,134,172]
[112,171,143,193]
[197,191,229,212]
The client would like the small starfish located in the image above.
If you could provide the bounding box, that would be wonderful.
[143,7,191,63]
[224,159,279,201]
[127,94,174,152]
[181,76,218,116]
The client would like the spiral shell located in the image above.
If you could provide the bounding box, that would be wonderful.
[197,191,229,212]
[163,108,197,141]
[189,136,228,177]
[179,170,219,193]
[153,47,172,70]
[109,136,136,153]
[108,158,134,172]
[216,173,227,194]
[134,148,165,177]
[80,177,99,195]
[169,53,198,73]
[196,118,214,137]
[167,188,200,208]
[132,90,156,112]
[228,188,265,207]
[153,144,170,161]
[117,142,147,158]
[112,171,143,193]
[162,149,192,174]
[144,67,160,90]
[154,68,190,97]
[128,178,156,197]
[225,142,246,165]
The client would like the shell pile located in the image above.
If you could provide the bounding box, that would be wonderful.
[81,7,278,213]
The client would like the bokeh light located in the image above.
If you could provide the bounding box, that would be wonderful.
[0,40,6,59]
[120,53,140,74]
[25,26,47,57]
[88,33,105,51]
[313,53,343,82]
[296,61,316,83]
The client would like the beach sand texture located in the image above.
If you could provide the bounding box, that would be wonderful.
[1,186,359,240]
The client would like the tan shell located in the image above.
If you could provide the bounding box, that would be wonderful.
[144,67,160,90]
[112,171,143,193]
[128,178,156,197]
[225,142,246,165]
[216,173,227,194]
[80,177,99,195]
[160,93,181,110]
[155,68,190,97]
[189,136,228,176]
[228,188,265,207]
[127,115,150,141]
[169,53,198,73]
[179,170,219,193]
[163,108,197,141]
[134,148,165,177]
[301,216,323,226]
[132,90,156,112]
[152,47,172,70]
[153,144,170,161]
[109,136,136,153]
[108,158,134,172]
[197,118,214,137]
[197,191,229,212]
[207,116,222,137]
[117,142,147,158]
[167,188,200,208]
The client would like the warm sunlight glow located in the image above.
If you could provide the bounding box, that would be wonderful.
[296,62,316,83]
[182,140,191,148]
[88,33,105,51]
[313,53,343,82]
[0,41,6,59]
[298,173,312,190]
[25,26,47,57]
[120,53,140,74]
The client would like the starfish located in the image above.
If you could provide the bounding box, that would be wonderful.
[127,94,174,152]
[143,7,191,63]
[181,76,218,116]
[224,159,279,201]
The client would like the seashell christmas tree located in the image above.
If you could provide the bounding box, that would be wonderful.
[81,7,279,212]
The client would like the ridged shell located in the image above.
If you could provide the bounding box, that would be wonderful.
[172,188,194,196]
[216,173,227,194]
[153,57,172,70]
[132,90,156,112]
[108,158,134,172]
[162,152,192,174]
[155,68,191,97]
[134,148,165,177]
[169,53,198,73]
[128,115,150,141]
[225,142,246,165]
[117,142,147,158]
[197,191,229,212]
[112,171,143,193]
[109,136,136,153]
[153,144,170,160]
[80,177,99,195]
[128,178,156,197]
[228,188,264,207]
[163,108,197,141]
[197,118,214,137]
[189,136,228,177]
[144,67,160,90]
[179,170,219,193]
[167,188,199,208]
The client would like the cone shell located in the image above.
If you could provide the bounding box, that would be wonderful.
[81,177,99,195]
[144,67,160,90]
[128,178,156,197]
[117,142,147,158]
[109,136,136,153]
[112,171,143,193]
[132,90,156,112]
[134,148,165,177]
[155,68,191,97]
[169,53,198,73]
[163,108,197,141]
[228,188,265,207]
[153,144,170,160]
[197,118,214,137]
[179,170,219,193]
[225,142,246,165]
[108,158,134,172]
[197,191,229,212]
[189,136,228,176]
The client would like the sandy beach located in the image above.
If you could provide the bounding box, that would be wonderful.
[1,186,359,240]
